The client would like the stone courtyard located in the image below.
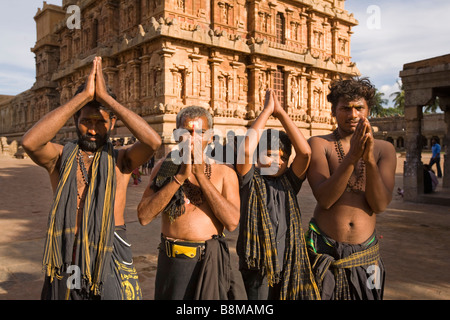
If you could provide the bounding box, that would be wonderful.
[0,152,449,300]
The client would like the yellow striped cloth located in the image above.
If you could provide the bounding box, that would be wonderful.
[243,169,320,300]
[307,221,381,300]
[43,141,116,297]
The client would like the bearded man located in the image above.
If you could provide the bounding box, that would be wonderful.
[22,56,161,300]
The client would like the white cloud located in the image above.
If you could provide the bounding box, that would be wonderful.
[380,83,400,97]
[346,0,450,95]
[379,82,402,107]
[1,1,449,97]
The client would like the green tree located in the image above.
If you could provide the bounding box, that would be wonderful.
[382,106,403,117]
[390,80,404,112]
[370,89,388,117]
[423,96,441,114]
[389,79,440,114]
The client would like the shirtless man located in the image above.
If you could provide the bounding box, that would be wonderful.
[137,106,240,299]
[306,77,396,300]
[22,56,161,300]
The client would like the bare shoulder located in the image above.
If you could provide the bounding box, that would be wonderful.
[308,133,334,145]
[308,133,335,156]
[114,145,131,170]
[42,143,65,191]
[374,138,395,149]
[45,142,64,172]
[53,143,65,159]
[374,139,396,157]
[212,162,237,178]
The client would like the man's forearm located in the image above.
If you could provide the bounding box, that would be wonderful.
[236,108,271,175]
[23,57,97,152]
[100,95,161,151]
[312,158,356,209]
[276,108,311,178]
[245,108,271,157]
[138,178,183,225]
[276,109,310,156]
[196,174,239,231]
[364,160,392,213]
[22,92,90,152]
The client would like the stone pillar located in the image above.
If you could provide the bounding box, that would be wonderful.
[403,105,423,201]
[140,54,151,99]
[129,58,141,113]
[188,50,202,98]
[247,61,262,117]
[444,110,450,188]
[104,66,119,96]
[158,42,176,106]
[440,96,450,188]
[208,50,224,113]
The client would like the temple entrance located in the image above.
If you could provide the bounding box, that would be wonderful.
[400,54,450,205]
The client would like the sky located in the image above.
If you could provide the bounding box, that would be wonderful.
[0,0,449,108]
[345,0,450,106]
[0,0,62,96]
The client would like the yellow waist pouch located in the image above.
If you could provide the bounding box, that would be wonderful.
[172,244,197,258]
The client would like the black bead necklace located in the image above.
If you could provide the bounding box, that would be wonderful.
[333,129,365,193]
[183,164,211,206]
[78,149,91,185]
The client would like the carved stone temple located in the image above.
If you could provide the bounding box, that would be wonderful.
[0,0,359,158]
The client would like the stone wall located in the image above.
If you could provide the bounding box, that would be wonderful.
[0,0,360,157]
[370,113,446,150]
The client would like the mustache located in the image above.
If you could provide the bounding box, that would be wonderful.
[82,133,102,140]
[78,133,109,152]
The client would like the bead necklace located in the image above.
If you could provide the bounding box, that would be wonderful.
[183,163,211,206]
[333,129,365,193]
[78,150,91,185]
[77,150,92,210]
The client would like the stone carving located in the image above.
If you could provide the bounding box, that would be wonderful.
[1,0,360,144]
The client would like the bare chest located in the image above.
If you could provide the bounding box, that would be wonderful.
[326,144,367,193]
[74,157,127,217]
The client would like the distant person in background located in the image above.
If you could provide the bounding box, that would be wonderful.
[132,167,141,185]
[423,164,438,193]
[429,137,442,178]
